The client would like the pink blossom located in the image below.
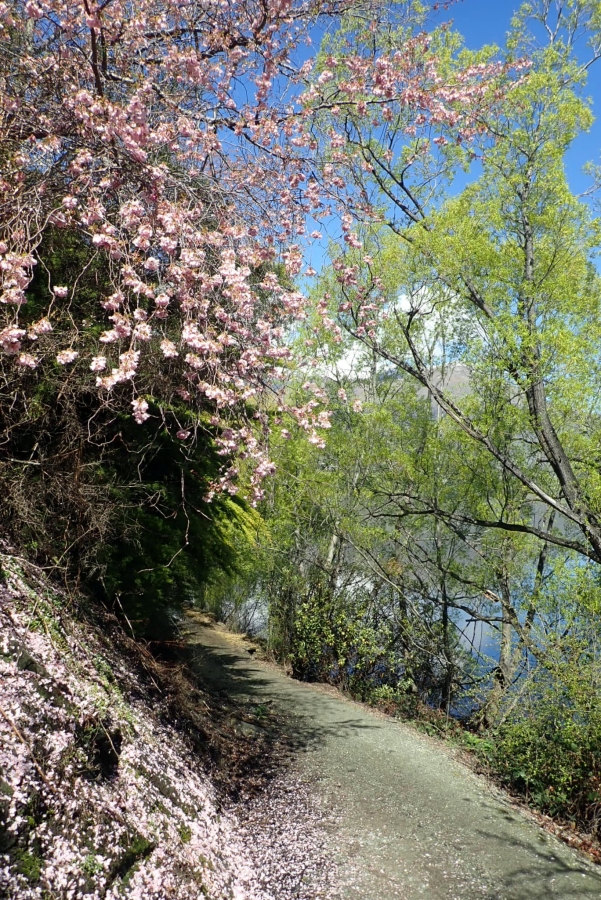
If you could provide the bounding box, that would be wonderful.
[102,292,124,312]
[53,286,69,298]
[131,397,150,423]
[0,326,26,353]
[28,317,53,339]
[133,322,152,341]
[89,356,107,372]
[56,349,78,365]
[16,352,38,367]
[307,431,326,447]
[160,339,179,358]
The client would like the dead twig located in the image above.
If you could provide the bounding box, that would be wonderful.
[0,701,53,790]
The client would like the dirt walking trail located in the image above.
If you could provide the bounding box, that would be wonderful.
[184,615,601,900]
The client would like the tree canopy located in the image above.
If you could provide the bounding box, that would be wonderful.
[4,0,601,842]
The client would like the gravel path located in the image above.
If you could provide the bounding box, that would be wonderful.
[184,616,601,900]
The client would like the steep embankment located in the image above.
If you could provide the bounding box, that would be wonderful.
[0,553,330,899]
[0,556,250,897]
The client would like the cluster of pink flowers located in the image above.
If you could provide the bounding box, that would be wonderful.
[0,0,526,499]
[0,252,36,307]
[0,0,336,498]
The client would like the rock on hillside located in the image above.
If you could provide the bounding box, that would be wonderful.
[0,552,269,900]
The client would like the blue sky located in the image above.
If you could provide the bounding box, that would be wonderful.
[437,0,519,48]
[435,0,601,196]
[302,1,601,276]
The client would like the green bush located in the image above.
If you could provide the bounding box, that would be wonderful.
[290,583,393,695]
[489,649,601,832]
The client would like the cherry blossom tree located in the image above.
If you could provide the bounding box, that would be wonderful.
[0,0,513,501]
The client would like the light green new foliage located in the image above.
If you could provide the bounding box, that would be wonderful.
[282,0,601,828]
[323,10,601,566]
[419,54,597,390]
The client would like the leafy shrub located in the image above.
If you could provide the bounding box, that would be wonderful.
[290,583,395,695]
[489,648,601,833]
[287,576,460,709]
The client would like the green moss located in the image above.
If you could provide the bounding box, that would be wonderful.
[0,779,13,799]
[178,823,192,844]
[15,849,43,882]
[82,853,103,877]
[115,834,155,889]
[93,654,117,684]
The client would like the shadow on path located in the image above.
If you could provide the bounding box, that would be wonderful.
[187,631,380,753]
[185,617,601,900]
